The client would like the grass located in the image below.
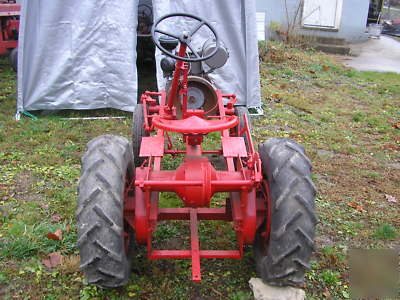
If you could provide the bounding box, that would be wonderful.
[0,41,399,299]
[373,223,398,240]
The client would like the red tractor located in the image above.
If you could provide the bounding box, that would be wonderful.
[0,0,20,71]
[77,13,316,289]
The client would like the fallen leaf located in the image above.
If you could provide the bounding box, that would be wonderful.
[271,93,281,99]
[385,194,398,203]
[269,93,282,103]
[328,254,338,265]
[50,214,62,223]
[65,224,71,232]
[322,65,330,71]
[279,83,288,89]
[42,252,63,269]
[2,193,15,201]
[347,202,365,212]
[322,288,331,298]
[42,259,52,269]
[388,120,400,129]
[46,228,63,241]
[39,203,49,210]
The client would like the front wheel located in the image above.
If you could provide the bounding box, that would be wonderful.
[132,104,148,167]
[77,135,135,288]
[254,138,317,287]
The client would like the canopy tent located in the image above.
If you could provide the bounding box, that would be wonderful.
[16,0,139,117]
[16,0,261,117]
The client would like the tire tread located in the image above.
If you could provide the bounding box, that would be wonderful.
[77,134,134,288]
[254,137,316,287]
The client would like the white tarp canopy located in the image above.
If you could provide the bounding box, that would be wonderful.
[153,0,261,107]
[17,0,139,115]
[16,0,261,115]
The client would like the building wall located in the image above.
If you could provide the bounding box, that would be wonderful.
[256,0,370,42]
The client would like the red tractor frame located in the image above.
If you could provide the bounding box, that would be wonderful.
[0,1,20,71]
[77,13,316,289]
[129,74,267,283]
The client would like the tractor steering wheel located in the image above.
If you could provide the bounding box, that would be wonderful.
[151,13,220,63]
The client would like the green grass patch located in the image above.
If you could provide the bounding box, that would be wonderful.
[373,224,397,240]
[0,221,76,259]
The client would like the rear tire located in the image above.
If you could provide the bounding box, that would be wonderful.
[254,138,317,287]
[77,135,134,288]
[132,104,148,167]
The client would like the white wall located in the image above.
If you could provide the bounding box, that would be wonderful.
[256,0,370,42]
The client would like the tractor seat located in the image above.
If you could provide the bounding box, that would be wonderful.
[152,115,238,134]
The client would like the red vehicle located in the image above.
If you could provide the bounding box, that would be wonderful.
[0,0,20,71]
[77,13,316,288]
